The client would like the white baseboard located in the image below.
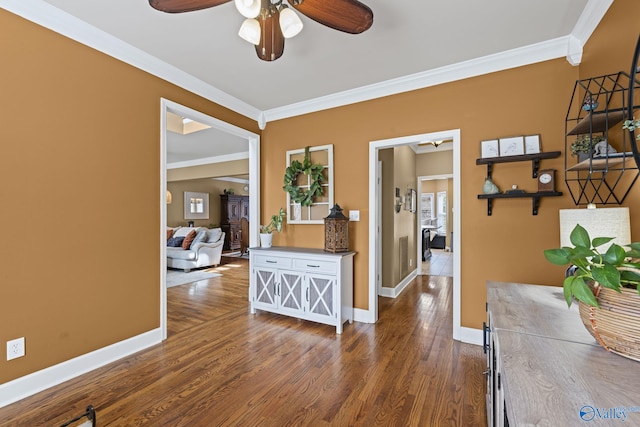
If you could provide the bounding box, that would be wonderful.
[0,328,162,408]
[353,307,375,323]
[378,269,417,299]
[458,326,483,346]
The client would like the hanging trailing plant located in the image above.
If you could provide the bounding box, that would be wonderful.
[283,146,325,207]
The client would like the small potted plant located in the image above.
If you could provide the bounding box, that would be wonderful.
[259,208,286,248]
[544,224,640,361]
[570,135,604,161]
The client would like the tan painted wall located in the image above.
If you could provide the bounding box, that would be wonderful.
[261,0,640,326]
[167,179,249,228]
[393,146,417,281]
[380,149,395,287]
[0,10,258,384]
[2,0,639,387]
[416,150,453,176]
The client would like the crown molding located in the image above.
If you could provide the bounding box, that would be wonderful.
[0,0,261,122]
[2,0,610,129]
[263,0,610,125]
[167,151,249,170]
[572,0,613,46]
[262,36,571,124]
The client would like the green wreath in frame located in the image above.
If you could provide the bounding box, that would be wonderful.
[283,146,325,207]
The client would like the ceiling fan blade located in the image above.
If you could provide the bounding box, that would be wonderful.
[148,0,230,13]
[255,11,285,62]
[291,0,373,34]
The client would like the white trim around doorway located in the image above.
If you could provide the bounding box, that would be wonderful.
[367,129,462,340]
[159,98,260,340]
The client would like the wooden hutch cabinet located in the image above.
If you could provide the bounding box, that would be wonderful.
[220,194,249,252]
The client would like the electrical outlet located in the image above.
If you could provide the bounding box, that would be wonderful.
[409,259,413,267]
[349,210,360,221]
[7,337,25,361]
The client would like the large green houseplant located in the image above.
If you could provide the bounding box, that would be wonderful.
[544,224,640,307]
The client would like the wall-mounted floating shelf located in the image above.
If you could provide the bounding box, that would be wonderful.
[476,151,561,179]
[477,191,563,216]
[476,151,562,215]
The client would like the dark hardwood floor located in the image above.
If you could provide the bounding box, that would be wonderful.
[0,258,486,426]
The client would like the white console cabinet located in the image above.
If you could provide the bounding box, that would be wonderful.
[249,247,355,333]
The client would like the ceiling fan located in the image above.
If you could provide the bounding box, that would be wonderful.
[148,0,374,62]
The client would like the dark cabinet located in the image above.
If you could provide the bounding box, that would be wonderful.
[220,194,249,251]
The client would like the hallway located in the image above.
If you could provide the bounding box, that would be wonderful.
[422,248,453,277]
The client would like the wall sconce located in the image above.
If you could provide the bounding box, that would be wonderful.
[166,190,173,204]
[395,188,403,213]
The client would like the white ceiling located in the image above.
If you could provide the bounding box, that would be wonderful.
[4,0,610,162]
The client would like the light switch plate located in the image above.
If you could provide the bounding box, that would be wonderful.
[349,210,360,221]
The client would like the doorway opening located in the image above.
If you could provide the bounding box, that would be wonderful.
[368,129,462,339]
[418,175,454,277]
[160,98,260,340]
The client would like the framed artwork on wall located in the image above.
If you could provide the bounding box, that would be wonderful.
[405,188,417,213]
[184,191,209,220]
[524,134,541,154]
[481,139,499,158]
[499,136,525,156]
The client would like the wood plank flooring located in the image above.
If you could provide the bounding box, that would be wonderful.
[0,259,486,426]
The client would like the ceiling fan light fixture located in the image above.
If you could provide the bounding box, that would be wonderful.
[234,0,261,19]
[279,7,303,39]
[238,18,261,45]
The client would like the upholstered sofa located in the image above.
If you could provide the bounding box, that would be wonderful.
[166,227,225,272]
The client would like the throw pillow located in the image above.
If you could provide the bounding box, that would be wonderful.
[167,236,185,247]
[173,227,196,239]
[166,228,174,241]
[182,229,197,250]
[191,228,208,246]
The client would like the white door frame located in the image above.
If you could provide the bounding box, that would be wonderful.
[159,98,260,340]
[368,129,462,340]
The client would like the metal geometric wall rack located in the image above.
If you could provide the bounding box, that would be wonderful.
[564,71,640,206]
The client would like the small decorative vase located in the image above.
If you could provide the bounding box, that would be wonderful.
[482,177,500,194]
[259,233,273,248]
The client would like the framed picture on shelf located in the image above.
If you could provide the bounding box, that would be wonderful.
[524,134,541,154]
[499,136,525,156]
[480,139,499,158]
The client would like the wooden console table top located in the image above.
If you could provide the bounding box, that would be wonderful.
[488,281,640,426]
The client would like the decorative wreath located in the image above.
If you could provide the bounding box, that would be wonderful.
[283,146,325,206]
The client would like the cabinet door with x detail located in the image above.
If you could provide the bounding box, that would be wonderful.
[252,266,278,311]
[278,270,305,317]
[306,273,337,323]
